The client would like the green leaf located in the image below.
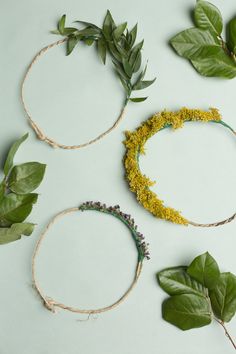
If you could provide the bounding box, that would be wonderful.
[133,78,156,90]
[191,49,236,78]
[84,38,94,46]
[97,38,107,64]
[113,22,127,40]
[102,10,115,39]
[78,28,101,38]
[0,181,6,202]
[63,27,78,36]
[209,272,236,322]
[74,21,101,30]
[8,162,46,194]
[194,1,223,36]
[58,14,66,35]
[122,58,133,78]
[112,60,129,80]
[67,36,80,55]
[227,18,236,55]
[0,193,38,227]
[0,223,34,245]
[130,97,147,102]
[4,133,28,177]
[129,40,144,71]
[157,266,206,297]
[170,28,221,60]
[129,24,138,47]
[108,43,122,62]
[187,252,220,289]
[162,294,212,330]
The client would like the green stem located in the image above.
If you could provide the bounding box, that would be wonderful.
[215,318,236,350]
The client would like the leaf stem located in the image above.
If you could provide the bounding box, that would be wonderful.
[215,318,236,350]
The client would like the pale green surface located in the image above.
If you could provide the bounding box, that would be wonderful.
[0,0,236,353]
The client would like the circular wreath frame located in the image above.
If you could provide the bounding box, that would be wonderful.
[124,107,236,227]
[32,201,149,314]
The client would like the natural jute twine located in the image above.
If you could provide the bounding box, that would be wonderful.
[32,202,149,314]
[21,39,126,150]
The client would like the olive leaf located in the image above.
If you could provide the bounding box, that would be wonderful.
[157,252,236,350]
[187,252,220,289]
[0,134,46,244]
[170,1,236,79]
[52,11,156,104]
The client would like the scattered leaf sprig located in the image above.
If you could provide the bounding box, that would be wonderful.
[52,11,156,104]
[0,134,46,244]
[170,0,236,79]
[157,252,236,350]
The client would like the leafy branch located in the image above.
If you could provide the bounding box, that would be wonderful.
[157,252,236,350]
[170,1,236,79]
[52,11,156,104]
[0,134,46,244]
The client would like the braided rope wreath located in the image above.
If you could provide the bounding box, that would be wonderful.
[124,107,236,227]
[32,201,149,314]
[21,12,155,150]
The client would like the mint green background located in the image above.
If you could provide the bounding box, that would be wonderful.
[0,0,236,353]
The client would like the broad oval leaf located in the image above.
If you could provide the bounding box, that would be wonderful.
[133,78,156,90]
[0,193,38,227]
[228,18,236,55]
[8,162,46,194]
[3,133,28,177]
[162,294,212,330]
[0,223,34,245]
[187,252,220,289]
[209,272,236,322]
[191,49,236,78]
[170,28,221,60]
[157,266,206,297]
[194,0,223,36]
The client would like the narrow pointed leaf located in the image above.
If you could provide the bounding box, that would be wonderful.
[129,40,144,70]
[162,294,212,330]
[0,223,35,245]
[4,133,28,177]
[122,58,133,77]
[103,10,115,39]
[67,36,79,55]
[0,181,6,202]
[74,21,100,30]
[97,38,107,64]
[129,24,138,47]
[187,252,220,289]
[8,162,46,194]
[130,97,147,102]
[58,14,66,35]
[194,0,223,36]
[133,78,156,90]
[209,272,236,322]
[113,22,127,40]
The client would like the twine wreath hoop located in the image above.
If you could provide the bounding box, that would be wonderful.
[32,201,149,314]
[21,11,156,150]
[124,107,236,227]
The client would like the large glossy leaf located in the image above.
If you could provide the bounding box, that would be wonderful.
[170,28,221,60]
[191,49,236,78]
[209,272,236,322]
[3,133,28,177]
[194,1,223,36]
[0,193,38,227]
[157,266,206,297]
[227,18,236,55]
[0,223,34,245]
[187,252,220,289]
[162,294,212,330]
[8,162,46,194]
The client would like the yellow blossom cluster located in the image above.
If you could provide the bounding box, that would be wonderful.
[123,107,222,225]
